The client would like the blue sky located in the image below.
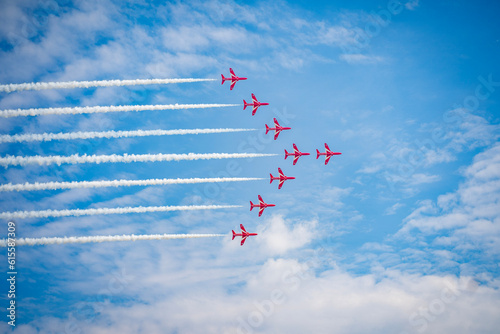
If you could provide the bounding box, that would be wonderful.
[0,0,499,333]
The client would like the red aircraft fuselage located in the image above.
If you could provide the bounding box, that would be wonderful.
[316,143,342,165]
[221,68,247,90]
[265,118,291,140]
[270,167,295,189]
[250,195,275,217]
[285,143,310,165]
[243,93,269,115]
[232,224,257,246]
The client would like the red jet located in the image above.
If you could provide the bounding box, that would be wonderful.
[243,93,269,116]
[316,143,342,165]
[285,143,310,165]
[232,224,258,246]
[221,68,247,90]
[250,195,275,217]
[270,167,295,189]
[265,118,291,140]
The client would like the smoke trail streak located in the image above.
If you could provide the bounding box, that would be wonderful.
[0,128,257,143]
[0,153,277,167]
[0,78,216,93]
[0,177,264,192]
[0,205,241,220]
[0,233,225,247]
[0,103,239,118]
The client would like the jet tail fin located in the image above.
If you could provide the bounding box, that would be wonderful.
[265,124,270,134]
[316,149,320,159]
[284,149,289,159]
[221,74,225,85]
[243,100,247,110]
[270,174,274,183]
[232,230,236,240]
[249,201,254,211]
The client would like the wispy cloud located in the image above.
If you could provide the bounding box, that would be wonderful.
[395,143,500,268]
[339,54,384,64]
[405,0,420,11]
[257,215,316,255]
[384,203,404,215]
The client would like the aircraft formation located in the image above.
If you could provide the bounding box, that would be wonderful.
[222,68,342,246]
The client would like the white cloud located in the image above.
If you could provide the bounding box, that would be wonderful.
[405,0,420,10]
[390,173,441,186]
[396,143,500,259]
[9,262,499,334]
[384,202,404,215]
[361,242,394,252]
[257,215,316,255]
[315,26,361,47]
[444,113,500,153]
[357,164,382,174]
[339,53,383,64]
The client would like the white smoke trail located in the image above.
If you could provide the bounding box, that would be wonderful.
[0,233,225,247]
[0,177,264,192]
[0,128,257,143]
[0,152,277,167]
[0,78,216,93]
[0,103,239,118]
[0,204,241,220]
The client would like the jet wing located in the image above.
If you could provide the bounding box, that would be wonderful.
[241,235,247,246]
[258,195,264,205]
[325,156,331,165]
[251,93,257,103]
[240,224,247,233]
[278,179,284,189]
[293,143,299,153]
[278,168,284,177]
[230,80,236,90]
[274,118,280,127]
[293,155,299,165]
[325,143,332,153]
[258,207,265,217]
[230,68,236,78]
[274,130,280,140]
[252,105,258,116]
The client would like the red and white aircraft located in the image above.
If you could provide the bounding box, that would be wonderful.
[316,143,342,165]
[232,224,257,246]
[284,143,310,165]
[265,118,291,140]
[270,167,295,189]
[243,93,269,116]
[250,195,275,217]
[221,68,247,90]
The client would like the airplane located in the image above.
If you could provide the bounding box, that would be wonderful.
[250,195,275,217]
[265,118,291,140]
[284,143,310,165]
[270,167,295,189]
[316,143,342,165]
[232,224,258,246]
[221,68,247,90]
[243,93,269,116]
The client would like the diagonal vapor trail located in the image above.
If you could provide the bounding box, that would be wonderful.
[0,233,226,247]
[0,78,217,93]
[0,128,258,143]
[0,204,242,220]
[0,152,277,167]
[0,177,264,192]
[0,103,239,118]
